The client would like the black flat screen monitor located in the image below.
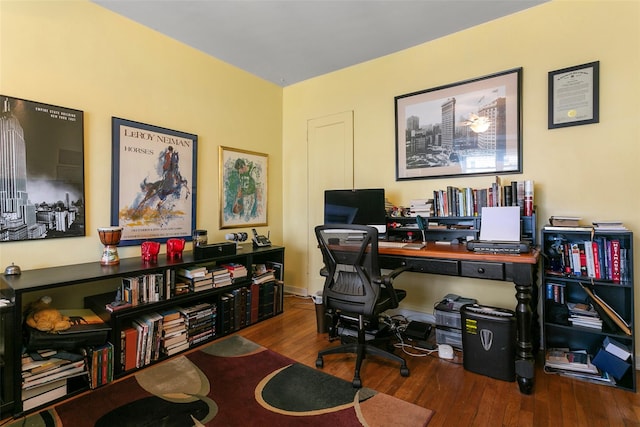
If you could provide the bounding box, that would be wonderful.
[324,188,387,234]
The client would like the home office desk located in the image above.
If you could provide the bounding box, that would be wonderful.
[376,242,540,395]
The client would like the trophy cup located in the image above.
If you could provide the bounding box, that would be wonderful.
[98,226,123,265]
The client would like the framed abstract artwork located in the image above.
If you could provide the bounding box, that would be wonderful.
[219,146,268,229]
[111,117,197,246]
[395,68,522,180]
[0,95,85,242]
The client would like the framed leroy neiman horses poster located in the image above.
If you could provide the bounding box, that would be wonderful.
[0,95,85,242]
[111,117,197,246]
[219,146,268,229]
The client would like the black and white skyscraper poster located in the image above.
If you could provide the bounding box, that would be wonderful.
[0,95,85,242]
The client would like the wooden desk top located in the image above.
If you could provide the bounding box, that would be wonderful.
[377,241,540,264]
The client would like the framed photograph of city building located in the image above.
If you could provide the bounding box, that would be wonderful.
[395,68,522,180]
[111,117,197,246]
[0,95,85,242]
[219,146,268,229]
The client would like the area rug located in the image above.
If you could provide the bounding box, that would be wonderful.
[10,335,433,426]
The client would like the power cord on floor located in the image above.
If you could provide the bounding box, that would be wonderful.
[379,313,437,358]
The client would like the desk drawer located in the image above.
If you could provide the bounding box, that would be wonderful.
[408,258,459,276]
[460,261,504,280]
[379,256,459,276]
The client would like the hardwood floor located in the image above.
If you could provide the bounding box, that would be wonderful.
[240,295,640,427]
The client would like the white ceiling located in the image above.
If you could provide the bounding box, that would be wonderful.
[92,0,547,87]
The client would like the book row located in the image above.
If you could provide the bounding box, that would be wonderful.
[430,179,534,218]
[118,280,284,373]
[84,342,114,389]
[121,302,216,371]
[110,260,282,311]
[545,236,629,283]
[219,280,284,335]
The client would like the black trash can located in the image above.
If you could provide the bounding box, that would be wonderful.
[461,303,516,382]
[312,291,328,333]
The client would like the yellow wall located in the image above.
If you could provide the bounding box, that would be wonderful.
[0,0,283,270]
[1,0,640,336]
[282,0,640,313]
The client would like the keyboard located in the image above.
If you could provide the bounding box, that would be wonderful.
[378,241,407,248]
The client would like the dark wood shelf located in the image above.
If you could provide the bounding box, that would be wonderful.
[541,229,635,392]
[0,245,285,416]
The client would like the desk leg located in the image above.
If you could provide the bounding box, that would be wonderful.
[512,263,535,395]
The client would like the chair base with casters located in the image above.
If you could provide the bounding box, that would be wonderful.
[315,312,410,388]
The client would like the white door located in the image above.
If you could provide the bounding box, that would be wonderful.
[307,111,354,293]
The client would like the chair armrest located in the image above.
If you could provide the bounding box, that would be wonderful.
[383,265,412,284]
[374,265,411,307]
[320,267,329,277]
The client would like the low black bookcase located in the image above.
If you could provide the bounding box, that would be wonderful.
[0,245,285,416]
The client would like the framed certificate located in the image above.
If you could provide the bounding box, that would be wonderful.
[548,61,599,129]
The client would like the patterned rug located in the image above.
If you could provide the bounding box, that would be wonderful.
[10,335,433,426]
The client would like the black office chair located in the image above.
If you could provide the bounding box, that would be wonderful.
[314,224,410,388]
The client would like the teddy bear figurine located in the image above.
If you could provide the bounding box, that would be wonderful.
[25,296,71,333]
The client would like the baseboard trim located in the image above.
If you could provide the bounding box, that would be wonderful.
[284,285,308,297]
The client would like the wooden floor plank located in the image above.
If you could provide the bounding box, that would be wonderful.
[243,296,640,427]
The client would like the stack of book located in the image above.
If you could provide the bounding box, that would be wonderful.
[22,378,67,411]
[592,337,632,381]
[545,348,598,373]
[211,266,233,288]
[544,347,614,385]
[178,302,217,347]
[21,350,87,410]
[222,262,248,282]
[252,270,276,285]
[549,216,582,227]
[592,220,628,231]
[174,279,190,296]
[177,265,214,292]
[408,199,433,217]
[567,302,602,330]
[160,309,188,356]
[580,283,632,336]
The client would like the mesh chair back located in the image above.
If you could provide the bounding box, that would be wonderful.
[315,224,382,316]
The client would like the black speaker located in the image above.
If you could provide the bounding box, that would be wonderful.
[194,242,236,260]
[461,304,516,382]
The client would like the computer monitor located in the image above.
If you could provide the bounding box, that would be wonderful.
[324,188,387,235]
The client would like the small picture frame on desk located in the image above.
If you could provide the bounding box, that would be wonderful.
[548,61,599,129]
